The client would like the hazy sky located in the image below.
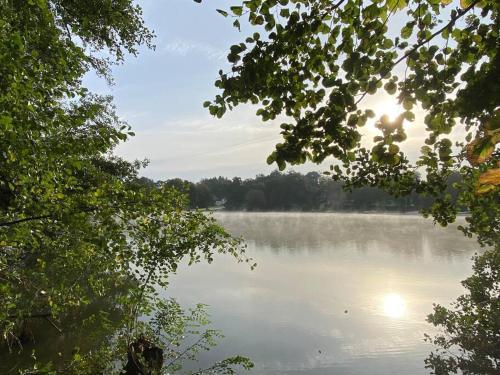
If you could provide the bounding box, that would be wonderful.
[84,0,434,181]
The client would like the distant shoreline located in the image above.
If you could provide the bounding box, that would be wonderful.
[208,209,470,216]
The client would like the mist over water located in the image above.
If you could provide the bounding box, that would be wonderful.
[167,212,479,375]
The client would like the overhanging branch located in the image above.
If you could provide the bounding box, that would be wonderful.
[355,0,480,106]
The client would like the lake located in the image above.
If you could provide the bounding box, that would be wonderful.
[166,212,479,375]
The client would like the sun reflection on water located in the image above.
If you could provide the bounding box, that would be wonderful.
[382,293,406,319]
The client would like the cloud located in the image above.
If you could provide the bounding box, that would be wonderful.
[162,39,226,61]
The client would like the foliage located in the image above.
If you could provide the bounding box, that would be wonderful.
[207,0,499,246]
[425,248,500,374]
[0,0,253,373]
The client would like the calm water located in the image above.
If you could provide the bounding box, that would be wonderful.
[166,212,479,375]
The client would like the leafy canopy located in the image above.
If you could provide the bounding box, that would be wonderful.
[208,0,499,246]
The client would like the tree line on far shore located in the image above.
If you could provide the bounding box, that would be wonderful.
[136,171,462,212]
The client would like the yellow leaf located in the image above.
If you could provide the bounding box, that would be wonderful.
[466,137,494,166]
[459,0,485,8]
[440,0,452,5]
[491,130,500,145]
[476,184,495,194]
[478,168,500,186]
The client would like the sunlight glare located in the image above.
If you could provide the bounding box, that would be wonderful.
[377,101,402,122]
[383,293,406,319]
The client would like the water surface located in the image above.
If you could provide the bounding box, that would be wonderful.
[167,212,479,375]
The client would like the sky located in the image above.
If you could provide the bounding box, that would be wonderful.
[84,0,438,182]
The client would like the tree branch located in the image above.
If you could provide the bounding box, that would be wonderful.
[327,0,346,14]
[44,316,63,334]
[7,313,52,320]
[392,1,479,69]
[165,335,206,369]
[0,199,149,228]
[0,214,52,227]
[355,0,480,106]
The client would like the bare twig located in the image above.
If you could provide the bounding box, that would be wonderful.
[45,316,63,334]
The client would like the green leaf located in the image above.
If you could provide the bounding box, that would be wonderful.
[365,109,375,118]
[403,111,415,122]
[401,25,413,39]
[280,8,290,18]
[388,144,399,154]
[384,81,397,95]
[386,0,407,10]
[230,6,243,16]
[216,9,228,17]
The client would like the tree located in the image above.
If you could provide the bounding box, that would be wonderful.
[244,188,267,210]
[207,0,499,372]
[1,1,253,372]
[173,170,456,212]
[425,248,500,374]
[191,182,216,208]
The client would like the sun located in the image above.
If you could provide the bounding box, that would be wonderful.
[364,100,404,135]
[377,101,402,122]
[382,293,406,319]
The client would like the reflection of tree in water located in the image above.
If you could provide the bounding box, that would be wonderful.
[216,213,477,258]
[0,273,129,373]
[1,276,252,374]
